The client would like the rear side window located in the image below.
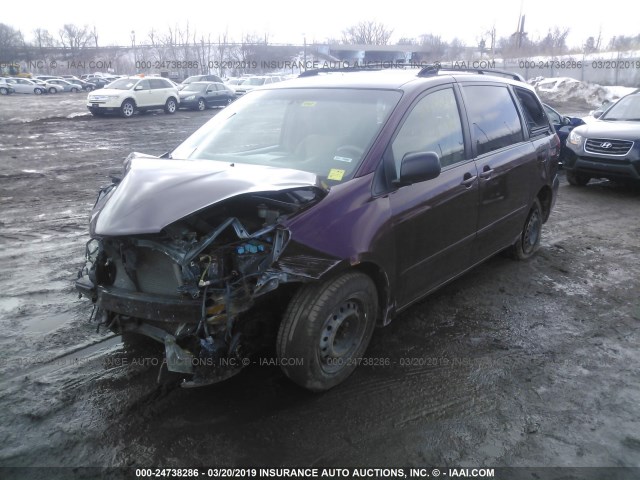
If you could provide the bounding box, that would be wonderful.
[463,85,524,155]
[515,87,550,133]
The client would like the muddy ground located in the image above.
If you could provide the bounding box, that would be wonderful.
[0,93,639,478]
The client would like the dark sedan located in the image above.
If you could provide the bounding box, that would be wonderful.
[543,104,585,164]
[178,82,235,110]
[564,91,640,186]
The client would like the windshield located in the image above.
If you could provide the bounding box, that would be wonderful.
[171,88,401,184]
[106,78,137,90]
[602,95,640,121]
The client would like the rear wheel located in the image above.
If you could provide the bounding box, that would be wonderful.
[510,198,542,260]
[120,99,135,118]
[566,170,590,186]
[164,97,177,114]
[48,87,57,94]
[277,271,378,391]
[71,87,79,93]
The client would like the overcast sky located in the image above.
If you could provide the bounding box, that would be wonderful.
[3,0,636,48]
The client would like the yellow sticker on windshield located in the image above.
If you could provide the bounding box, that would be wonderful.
[301,101,316,107]
[328,169,345,181]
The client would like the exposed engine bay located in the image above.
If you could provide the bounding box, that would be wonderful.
[77,163,332,386]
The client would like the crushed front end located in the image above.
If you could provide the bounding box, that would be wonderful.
[76,157,328,386]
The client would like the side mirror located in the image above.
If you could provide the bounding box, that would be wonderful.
[593,110,603,119]
[395,151,441,187]
[562,116,571,126]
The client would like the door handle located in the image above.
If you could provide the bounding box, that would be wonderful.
[479,167,493,179]
[460,173,477,187]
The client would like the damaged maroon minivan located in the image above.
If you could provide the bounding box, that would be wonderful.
[76,65,560,391]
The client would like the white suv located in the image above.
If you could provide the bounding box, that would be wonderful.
[87,76,179,118]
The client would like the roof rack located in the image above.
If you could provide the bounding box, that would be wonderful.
[418,63,525,82]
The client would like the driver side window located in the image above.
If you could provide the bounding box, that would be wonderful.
[391,88,465,178]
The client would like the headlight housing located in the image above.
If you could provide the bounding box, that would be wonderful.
[185,95,195,101]
[568,130,583,146]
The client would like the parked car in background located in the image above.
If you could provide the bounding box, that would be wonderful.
[87,76,179,117]
[76,66,560,392]
[32,79,64,94]
[86,77,111,89]
[0,79,15,95]
[178,74,224,91]
[543,104,585,164]
[564,91,640,186]
[233,75,282,97]
[45,78,84,93]
[62,76,96,91]
[178,81,235,110]
[5,78,46,95]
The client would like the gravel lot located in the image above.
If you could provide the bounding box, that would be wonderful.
[0,93,639,478]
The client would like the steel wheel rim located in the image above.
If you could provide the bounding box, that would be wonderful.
[318,298,367,373]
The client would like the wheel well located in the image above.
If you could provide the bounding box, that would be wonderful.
[122,98,136,107]
[167,96,176,103]
[537,186,553,222]
[352,262,390,326]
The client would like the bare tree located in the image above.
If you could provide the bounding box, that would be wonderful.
[59,24,91,53]
[539,27,570,55]
[418,34,446,61]
[0,23,24,62]
[342,21,393,45]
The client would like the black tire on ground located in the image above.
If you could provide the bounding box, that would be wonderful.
[120,99,135,118]
[164,97,177,114]
[566,170,590,186]
[34,88,43,95]
[0,87,8,95]
[277,271,378,392]
[510,197,543,260]
[48,87,57,94]
[71,87,79,93]
[196,98,206,111]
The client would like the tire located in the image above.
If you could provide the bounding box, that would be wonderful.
[277,271,378,391]
[566,170,590,186]
[225,97,233,106]
[86,85,94,92]
[196,98,206,111]
[120,99,135,118]
[164,97,177,114]
[0,87,8,95]
[510,198,543,260]
[48,87,57,94]
[71,87,79,93]
[34,88,43,95]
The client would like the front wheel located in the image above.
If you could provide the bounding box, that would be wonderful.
[120,99,135,118]
[566,170,590,186]
[71,87,79,93]
[0,87,8,95]
[196,98,206,111]
[510,198,542,260]
[277,271,378,392]
[164,97,177,114]
[34,88,43,95]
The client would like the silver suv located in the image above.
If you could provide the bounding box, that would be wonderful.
[87,76,179,118]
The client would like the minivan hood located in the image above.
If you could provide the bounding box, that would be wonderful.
[576,120,640,140]
[93,157,324,236]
